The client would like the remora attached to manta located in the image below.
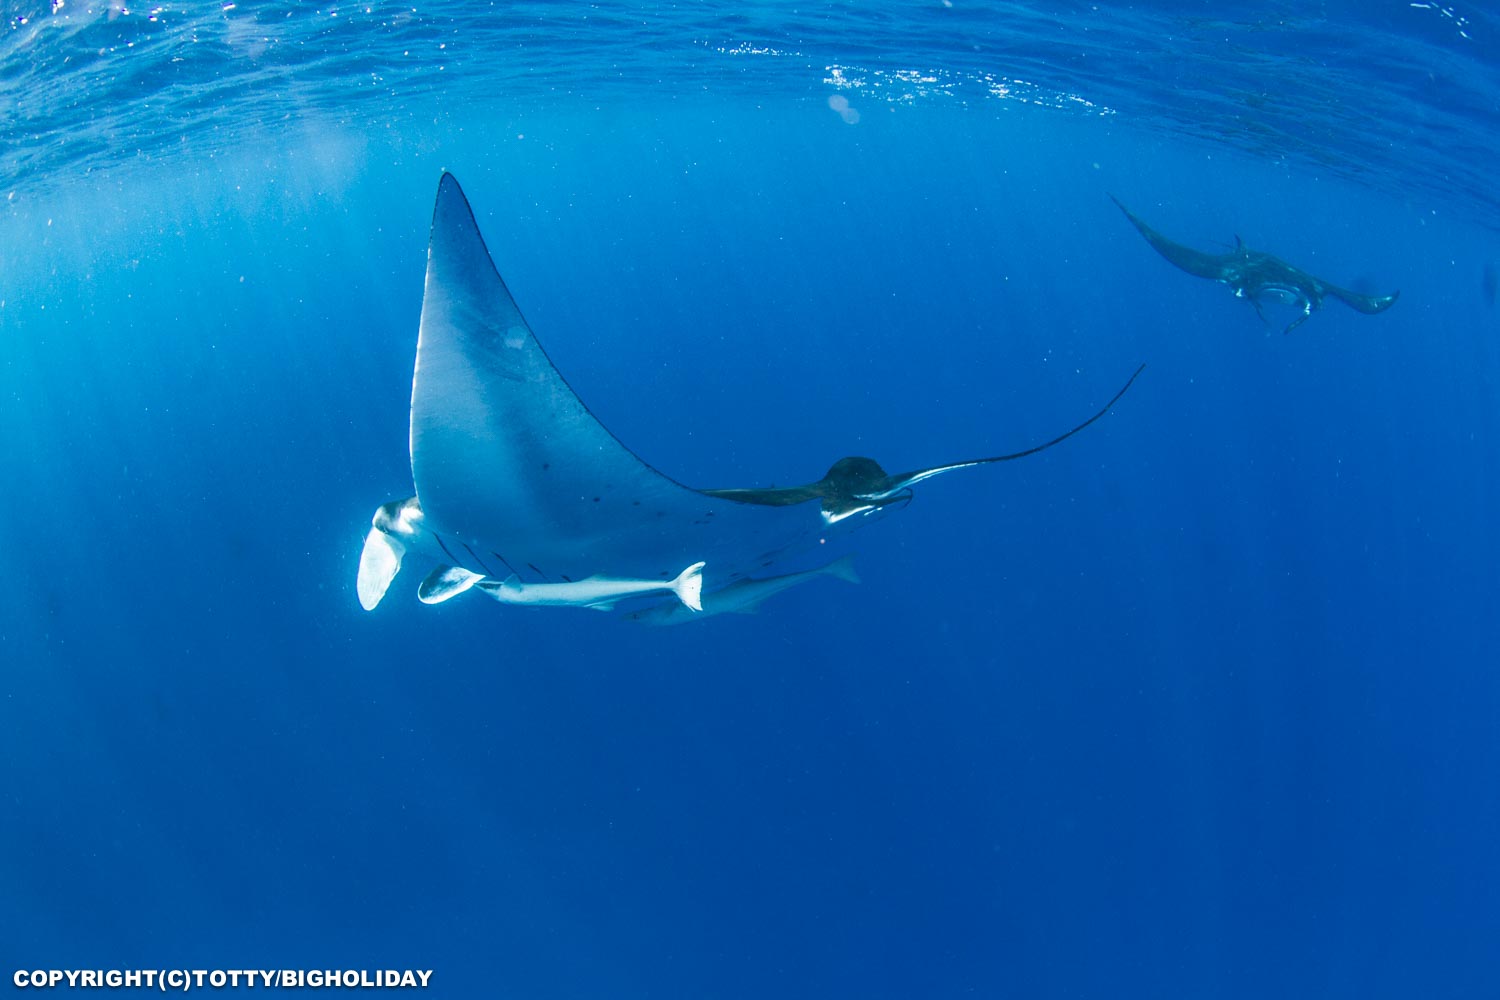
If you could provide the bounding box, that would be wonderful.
[1111,195,1399,333]
[356,173,1144,619]
[624,556,861,626]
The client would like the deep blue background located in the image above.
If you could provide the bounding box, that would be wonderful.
[3,98,1498,997]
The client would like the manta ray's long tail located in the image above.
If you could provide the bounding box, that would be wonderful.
[979,363,1146,465]
[864,363,1146,503]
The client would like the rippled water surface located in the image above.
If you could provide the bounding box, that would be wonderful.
[5,2,1499,226]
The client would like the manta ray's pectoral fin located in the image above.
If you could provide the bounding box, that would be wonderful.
[1325,284,1400,316]
[418,565,486,605]
[698,483,825,507]
[357,525,406,611]
[1110,195,1233,281]
[860,364,1146,502]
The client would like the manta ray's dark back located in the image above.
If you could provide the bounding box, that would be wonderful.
[1110,194,1398,333]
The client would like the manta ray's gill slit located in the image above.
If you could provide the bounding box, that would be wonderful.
[527,563,547,580]
[489,551,519,576]
[434,535,462,566]
[462,543,495,576]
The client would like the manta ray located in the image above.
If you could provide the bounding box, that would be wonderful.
[356,173,1143,618]
[1111,195,1399,333]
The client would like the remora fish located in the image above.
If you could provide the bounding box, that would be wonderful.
[475,561,706,612]
[626,555,861,625]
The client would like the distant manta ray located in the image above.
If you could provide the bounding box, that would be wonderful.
[1111,195,1399,333]
[356,173,1144,618]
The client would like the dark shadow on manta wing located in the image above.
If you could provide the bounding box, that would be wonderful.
[1109,195,1399,332]
[396,173,1144,593]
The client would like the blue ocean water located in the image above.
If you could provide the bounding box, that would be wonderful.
[2,3,1498,997]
